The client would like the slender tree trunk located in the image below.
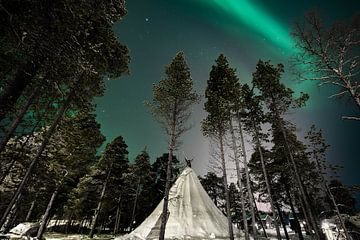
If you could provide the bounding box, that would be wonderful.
[65,214,73,234]
[0,62,37,122]
[285,184,304,240]
[36,188,59,239]
[218,129,234,240]
[281,130,323,239]
[25,200,35,222]
[8,206,19,232]
[0,85,40,154]
[302,181,324,236]
[314,153,351,240]
[253,122,281,240]
[77,218,84,234]
[297,193,312,235]
[1,193,22,233]
[237,116,257,239]
[276,203,289,240]
[251,191,268,238]
[114,195,122,235]
[0,92,73,230]
[326,184,351,239]
[97,221,103,235]
[272,104,323,239]
[54,219,59,229]
[159,105,177,240]
[229,118,250,240]
[130,179,141,230]
[89,167,112,238]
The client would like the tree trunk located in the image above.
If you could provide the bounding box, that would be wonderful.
[130,179,141,230]
[276,203,289,240]
[159,105,177,240]
[77,218,84,234]
[0,85,39,154]
[253,122,281,240]
[237,116,257,239]
[65,214,73,234]
[313,153,351,240]
[229,118,250,240]
[219,129,234,240]
[0,62,37,122]
[36,188,58,239]
[54,219,59,229]
[89,166,112,238]
[0,91,73,230]
[114,195,122,235]
[285,184,304,240]
[1,193,22,233]
[25,201,35,222]
[325,183,351,239]
[251,191,268,238]
[8,206,19,232]
[272,104,323,239]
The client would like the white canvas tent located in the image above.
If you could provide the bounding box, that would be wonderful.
[117,167,241,240]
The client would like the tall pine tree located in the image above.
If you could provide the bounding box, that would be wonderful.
[146,52,199,240]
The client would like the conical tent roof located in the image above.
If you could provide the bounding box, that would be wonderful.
[117,167,240,240]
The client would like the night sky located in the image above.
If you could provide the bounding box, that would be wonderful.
[95,0,359,193]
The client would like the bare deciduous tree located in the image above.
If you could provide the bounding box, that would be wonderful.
[292,12,360,120]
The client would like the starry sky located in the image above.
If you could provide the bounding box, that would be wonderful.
[95,0,359,198]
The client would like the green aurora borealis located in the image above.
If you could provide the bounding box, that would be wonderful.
[201,0,294,52]
[95,0,359,200]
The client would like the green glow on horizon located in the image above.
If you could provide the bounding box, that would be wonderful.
[201,0,295,53]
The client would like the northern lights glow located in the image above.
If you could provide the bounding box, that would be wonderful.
[200,0,295,54]
[95,0,359,206]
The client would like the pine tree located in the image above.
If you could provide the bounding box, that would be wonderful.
[241,84,282,240]
[0,0,130,123]
[69,136,129,238]
[0,0,130,225]
[251,59,325,239]
[202,54,239,240]
[146,52,199,240]
[306,125,351,238]
[127,150,154,229]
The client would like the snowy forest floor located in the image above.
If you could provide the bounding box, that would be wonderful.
[44,233,117,240]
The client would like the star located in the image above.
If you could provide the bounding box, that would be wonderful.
[145,17,149,22]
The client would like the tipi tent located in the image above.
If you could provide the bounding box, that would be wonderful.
[117,167,241,240]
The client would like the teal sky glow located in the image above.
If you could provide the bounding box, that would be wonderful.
[202,0,295,53]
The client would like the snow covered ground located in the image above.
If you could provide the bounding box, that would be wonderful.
[44,233,115,240]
